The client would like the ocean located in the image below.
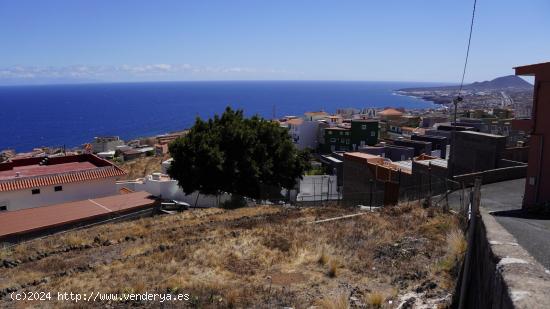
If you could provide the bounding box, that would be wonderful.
[0,81,441,152]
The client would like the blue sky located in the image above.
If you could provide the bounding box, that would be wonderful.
[0,0,548,84]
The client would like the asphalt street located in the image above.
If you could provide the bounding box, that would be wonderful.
[449,178,550,269]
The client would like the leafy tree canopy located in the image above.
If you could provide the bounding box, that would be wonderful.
[168,107,310,200]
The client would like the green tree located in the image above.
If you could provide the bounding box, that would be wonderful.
[168,107,310,204]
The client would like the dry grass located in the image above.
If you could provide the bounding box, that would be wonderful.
[446,228,467,259]
[327,258,340,278]
[436,228,467,288]
[317,293,350,309]
[365,292,385,308]
[0,204,462,308]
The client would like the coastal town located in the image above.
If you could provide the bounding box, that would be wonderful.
[2,64,549,307]
[0,68,538,228]
[0,99,530,210]
[2,0,550,307]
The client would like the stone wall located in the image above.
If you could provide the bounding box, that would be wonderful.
[455,208,550,308]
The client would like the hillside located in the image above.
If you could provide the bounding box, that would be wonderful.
[397,75,532,92]
[468,75,532,90]
[0,204,463,308]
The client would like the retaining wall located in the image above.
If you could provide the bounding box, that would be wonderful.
[456,208,550,308]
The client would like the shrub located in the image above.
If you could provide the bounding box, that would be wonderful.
[365,292,384,308]
[317,293,350,309]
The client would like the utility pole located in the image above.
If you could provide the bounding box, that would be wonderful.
[453,96,463,125]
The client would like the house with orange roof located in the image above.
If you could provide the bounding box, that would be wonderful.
[304,111,329,121]
[377,108,404,120]
[0,154,127,211]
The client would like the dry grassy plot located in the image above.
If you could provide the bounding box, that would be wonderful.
[0,204,464,308]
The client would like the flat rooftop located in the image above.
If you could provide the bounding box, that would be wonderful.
[391,160,413,173]
[0,191,156,240]
[344,152,383,163]
[415,157,448,169]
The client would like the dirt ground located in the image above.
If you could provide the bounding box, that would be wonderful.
[0,204,464,308]
[117,156,164,180]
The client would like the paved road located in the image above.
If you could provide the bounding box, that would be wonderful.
[449,178,550,270]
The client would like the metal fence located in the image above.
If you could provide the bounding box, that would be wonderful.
[292,172,466,210]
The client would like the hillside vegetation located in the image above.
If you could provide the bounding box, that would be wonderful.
[0,204,464,308]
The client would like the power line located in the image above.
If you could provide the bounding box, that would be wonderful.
[454,0,478,124]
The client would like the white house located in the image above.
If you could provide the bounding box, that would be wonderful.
[304,111,329,122]
[282,118,321,150]
[117,173,230,208]
[0,154,127,212]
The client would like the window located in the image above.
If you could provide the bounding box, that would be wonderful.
[371,131,376,137]
[32,189,40,195]
[55,186,63,192]
[328,131,332,135]
[0,206,6,212]
[330,138,336,142]
[361,124,367,130]
[345,131,350,136]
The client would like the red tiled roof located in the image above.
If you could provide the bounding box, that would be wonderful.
[0,161,98,180]
[0,166,126,192]
[305,111,328,116]
[0,191,156,239]
[286,118,304,126]
[0,154,127,193]
[378,108,404,116]
[344,152,384,164]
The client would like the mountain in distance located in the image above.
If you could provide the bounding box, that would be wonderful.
[467,75,533,90]
[398,75,533,92]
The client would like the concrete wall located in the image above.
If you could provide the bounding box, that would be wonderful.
[453,165,526,186]
[342,157,415,206]
[502,147,529,163]
[117,176,230,207]
[456,208,550,308]
[359,145,414,162]
[296,175,340,201]
[0,178,119,211]
[411,134,448,158]
[342,157,378,204]
[449,131,506,176]
[394,139,432,156]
